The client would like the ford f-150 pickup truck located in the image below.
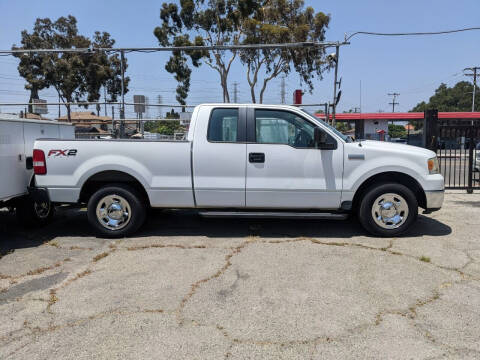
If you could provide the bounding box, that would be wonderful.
[32,104,444,237]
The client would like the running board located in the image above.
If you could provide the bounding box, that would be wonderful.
[198,211,348,220]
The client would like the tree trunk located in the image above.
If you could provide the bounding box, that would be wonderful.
[221,75,230,103]
[66,103,71,123]
[28,87,39,114]
[259,80,268,104]
[250,84,257,103]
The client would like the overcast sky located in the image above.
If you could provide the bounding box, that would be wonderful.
[1,0,479,117]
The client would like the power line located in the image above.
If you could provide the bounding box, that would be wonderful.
[345,27,480,41]
[0,41,347,55]
[388,92,400,112]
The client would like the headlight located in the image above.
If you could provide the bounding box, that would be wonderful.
[428,157,439,174]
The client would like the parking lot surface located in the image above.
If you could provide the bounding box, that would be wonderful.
[1,193,479,359]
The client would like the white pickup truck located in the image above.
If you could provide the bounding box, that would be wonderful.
[32,104,444,237]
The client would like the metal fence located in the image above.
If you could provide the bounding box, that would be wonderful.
[436,124,480,192]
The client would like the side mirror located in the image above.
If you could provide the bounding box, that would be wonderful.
[314,127,336,150]
[314,127,327,148]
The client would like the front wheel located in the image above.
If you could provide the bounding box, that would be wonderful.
[87,184,146,238]
[358,183,418,237]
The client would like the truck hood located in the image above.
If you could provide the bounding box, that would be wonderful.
[357,140,436,158]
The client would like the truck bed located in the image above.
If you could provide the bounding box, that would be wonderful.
[34,139,195,207]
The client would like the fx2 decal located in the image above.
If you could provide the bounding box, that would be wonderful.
[48,149,78,157]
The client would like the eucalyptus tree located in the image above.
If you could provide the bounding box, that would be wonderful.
[239,0,331,103]
[154,0,258,103]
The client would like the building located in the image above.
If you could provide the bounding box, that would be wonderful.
[57,111,111,127]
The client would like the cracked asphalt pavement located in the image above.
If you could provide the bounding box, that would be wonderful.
[0,192,479,359]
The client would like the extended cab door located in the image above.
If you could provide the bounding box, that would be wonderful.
[192,106,247,207]
[245,108,344,209]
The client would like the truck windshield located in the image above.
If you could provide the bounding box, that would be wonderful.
[299,109,352,143]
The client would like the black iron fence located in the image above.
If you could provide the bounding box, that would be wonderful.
[436,124,480,192]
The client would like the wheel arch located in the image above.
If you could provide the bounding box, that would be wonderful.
[79,170,150,206]
[352,171,426,211]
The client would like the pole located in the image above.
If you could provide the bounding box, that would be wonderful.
[233,82,239,103]
[472,67,477,112]
[104,86,107,116]
[331,45,340,127]
[388,92,400,112]
[120,50,126,138]
[359,80,362,114]
[281,76,286,104]
[58,94,61,118]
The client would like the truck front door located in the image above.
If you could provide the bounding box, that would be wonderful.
[245,108,343,209]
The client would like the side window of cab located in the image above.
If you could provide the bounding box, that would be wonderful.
[207,108,239,142]
[254,109,335,148]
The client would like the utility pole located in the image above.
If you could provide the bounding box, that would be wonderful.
[280,76,286,104]
[103,86,107,116]
[232,82,239,103]
[388,92,400,112]
[331,45,340,126]
[464,67,480,112]
[119,50,126,138]
[157,95,163,119]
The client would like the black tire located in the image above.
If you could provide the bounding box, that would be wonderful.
[87,184,146,238]
[16,196,55,227]
[358,182,418,237]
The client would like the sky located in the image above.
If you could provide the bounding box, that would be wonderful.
[0,0,480,118]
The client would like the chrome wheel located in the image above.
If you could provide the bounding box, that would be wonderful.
[33,201,51,219]
[371,193,409,230]
[96,195,132,231]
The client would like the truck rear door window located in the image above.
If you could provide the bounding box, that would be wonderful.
[208,108,239,142]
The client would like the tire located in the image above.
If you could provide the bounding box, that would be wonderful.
[87,184,146,238]
[358,182,418,237]
[16,196,55,227]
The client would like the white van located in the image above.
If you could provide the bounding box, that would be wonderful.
[0,114,74,225]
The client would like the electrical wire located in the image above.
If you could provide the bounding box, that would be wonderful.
[346,27,480,41]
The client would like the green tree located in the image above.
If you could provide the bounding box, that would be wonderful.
[12,15,129,120]
[335,122,349,133]
[144,109,185,135]
[240,0,330,103]
[388,124,406,138]
[411,81,479,112]
[154,1,257,104]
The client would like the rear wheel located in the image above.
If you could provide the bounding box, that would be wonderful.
[16,196,55,227]
[87,184,146,238]
[358,183,418,237]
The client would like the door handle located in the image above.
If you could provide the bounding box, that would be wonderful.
[249,152,265,163]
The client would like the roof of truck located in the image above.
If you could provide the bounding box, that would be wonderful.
[199,103,301,108]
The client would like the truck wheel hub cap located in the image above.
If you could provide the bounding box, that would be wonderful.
[96,195,131,231]
[371,193,409,230]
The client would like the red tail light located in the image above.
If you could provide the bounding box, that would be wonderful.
[33,149,47,175]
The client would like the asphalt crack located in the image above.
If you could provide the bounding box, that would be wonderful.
[176,239,251,325]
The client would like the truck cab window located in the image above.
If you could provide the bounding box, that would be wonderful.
[208,108,239,142]
[255,109,316,148]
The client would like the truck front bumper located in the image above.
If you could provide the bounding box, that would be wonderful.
[425,190,444,211]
